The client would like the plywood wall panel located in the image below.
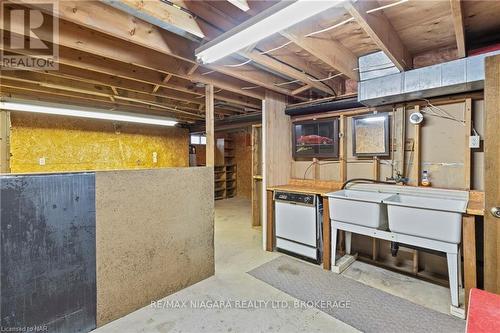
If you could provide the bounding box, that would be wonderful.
[233,129,252,199]
[264,92,291,187]
[9,113,188,173]
[95,167,214,326]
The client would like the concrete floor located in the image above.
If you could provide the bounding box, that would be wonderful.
[95,197,456,333]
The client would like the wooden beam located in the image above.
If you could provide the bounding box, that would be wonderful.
[0,73,209,116]
[463,214,477,309]
[0,111,11,173]
[292,84,312,96]
[484,55,500,293]
[0,79,204,119]
[464,98,472,189]
[323,196,331,270]
[5,2,268,99]
[266,190,275,251]
[243,51,334,95]
[205,84,215,167]
[103,0,205,39]
[175,0,339,95]
[450,0,466,58]
[345,0,412,70]
[28,0,296,97]
[227,0,249,12]
[281,27,359,81]
[339,115,347,182]
[412,106,421,186]
[0,86,200,122]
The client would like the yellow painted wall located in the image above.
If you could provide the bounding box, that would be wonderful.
[10,113,188,173]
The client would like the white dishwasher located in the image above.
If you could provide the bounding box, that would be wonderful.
[274,191,323,263]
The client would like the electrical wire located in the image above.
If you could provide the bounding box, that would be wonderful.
[419,99,465,125]
[259,41,293,55]
[223,59,253,67]
[305,17,355,38]
[241,85,260,90]
[303,161,338,179]
[307,73,343,82]
[274,79,301,87]
[201,70,215,76]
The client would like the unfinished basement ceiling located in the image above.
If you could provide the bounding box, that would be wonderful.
[1,0,500,124]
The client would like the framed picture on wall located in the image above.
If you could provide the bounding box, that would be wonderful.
[352,114,390,157]
[292,118,339,159]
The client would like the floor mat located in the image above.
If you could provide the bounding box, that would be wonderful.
[248,256,465,333]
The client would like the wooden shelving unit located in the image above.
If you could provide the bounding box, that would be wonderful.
[214,134,237,200]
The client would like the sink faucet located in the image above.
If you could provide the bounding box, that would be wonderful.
[386,172,409,185]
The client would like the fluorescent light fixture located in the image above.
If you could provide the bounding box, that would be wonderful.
[0,101,178,127]
[227,0,250,12]
[196,0,345,64]
[360,116,386,123]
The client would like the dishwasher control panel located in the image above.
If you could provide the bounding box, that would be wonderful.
[274,191,316,206]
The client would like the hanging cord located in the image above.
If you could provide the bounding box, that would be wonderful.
[274,79,302,87]
[307,73,343,82]
[223,59,253,67]
[303,161,338,179]
[241,85,260,90]
[219,41,293,68]
[419,99,465,125]
[305,17,355,38]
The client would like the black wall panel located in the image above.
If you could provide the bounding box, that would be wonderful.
[1,173,96,333]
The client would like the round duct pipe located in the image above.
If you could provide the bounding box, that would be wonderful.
[285,97,364,116]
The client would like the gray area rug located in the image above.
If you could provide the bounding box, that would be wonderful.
[248,256,465,333]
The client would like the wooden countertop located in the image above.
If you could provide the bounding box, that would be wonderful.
[467,191,485,216]
[267,179,342,197]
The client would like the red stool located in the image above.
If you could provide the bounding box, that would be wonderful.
[466,288,500,332]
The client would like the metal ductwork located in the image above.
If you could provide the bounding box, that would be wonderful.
[358,50,500,106]
[285,97,364,116]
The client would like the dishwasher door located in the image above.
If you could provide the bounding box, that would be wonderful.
[275,201,317,247]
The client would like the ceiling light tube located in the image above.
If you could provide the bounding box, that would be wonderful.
[0,101,178,127]
[195,0,345,64]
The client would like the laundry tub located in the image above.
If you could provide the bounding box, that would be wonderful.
[327,190,395,229]
[384,194,467,244]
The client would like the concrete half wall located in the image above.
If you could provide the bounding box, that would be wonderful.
[95,167,214,326]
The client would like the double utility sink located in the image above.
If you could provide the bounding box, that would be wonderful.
[327,188,468,244]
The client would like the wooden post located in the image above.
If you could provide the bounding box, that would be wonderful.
[484,55,500,293]
[0,111,11,173]
[266,190,275,251]
[205,84,215,167]
[339,115,347,182]
[251,125,262,227]
[412,105,421,186]
[313,157,320,180]
[372,156,379,260]
[462,214,476,309]
[323,196,331,270]
[464,98,472,189]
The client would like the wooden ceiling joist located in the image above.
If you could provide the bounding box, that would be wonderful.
[0,76,206,118]
[15,0,298,98]
[2,44,261,111]
[103,0,206,40]
[345,0,413,71]
[449,0,466,58]
[0,86,201,122]
[280,27,359,81]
